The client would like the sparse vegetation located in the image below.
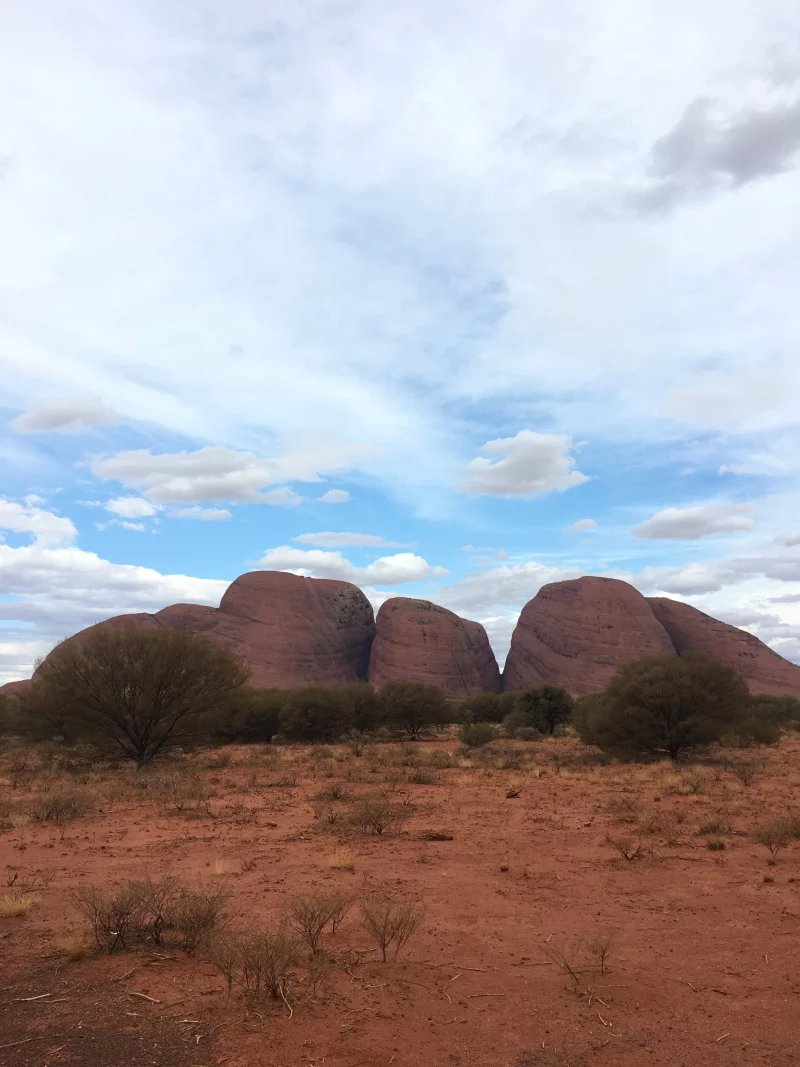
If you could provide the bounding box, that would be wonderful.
[361,893,425,961]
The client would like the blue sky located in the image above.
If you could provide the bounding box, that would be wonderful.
[2,1,800,682]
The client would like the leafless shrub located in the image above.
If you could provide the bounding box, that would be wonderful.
[725,758,757,786]
[541,939,584,990]
[680,769,706,794]
[698,815,731,836]
[70,884,145,953]
[171,886,227,951]
[408,768,439,786]
[131,875,180,945]
[155,771,214,816]
[360,893,424,961]
[239,925,298,999]
[585,931,614,976]
[605,796,639,824]
[29,790,92,824]
[348,793,411,836]
[314,783,348,802]
[606,835,643,862]
[752,817,794,863]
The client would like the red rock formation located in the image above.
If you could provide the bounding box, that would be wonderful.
[368,597,500,697]
[35,572,375,690]
[502,576,676,696]
[649,597,800,698]
[0,679,31,699]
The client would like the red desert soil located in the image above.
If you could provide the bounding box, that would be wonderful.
[2,736,800,1066]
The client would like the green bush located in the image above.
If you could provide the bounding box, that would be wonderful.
[459,693,515,724]
[574,654,749,760]
[279,688,354,743]
[379,681,450,739]
[512,686,574,735]
[459,722,497,748]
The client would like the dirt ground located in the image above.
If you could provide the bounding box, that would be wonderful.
[2,734,800,1067]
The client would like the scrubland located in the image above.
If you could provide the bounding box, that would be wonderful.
[2,734,800,1066]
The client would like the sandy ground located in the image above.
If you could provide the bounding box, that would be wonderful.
[2,735,800,1067]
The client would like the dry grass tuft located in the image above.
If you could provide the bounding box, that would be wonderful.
[0,890,35,917]
[328,846,357,871]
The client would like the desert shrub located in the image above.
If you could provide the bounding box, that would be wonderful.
[606,835,643,861]
[752,817,795,862]
[29,790,92,824]
[279,688,354,743]
[513,727,540,742]
[71,884,146,953]
[698,815,730,835]
[574,654,750,760]
[31,627,247,766]
[0,890,35,918]
[209,686,285,743]
[238,925,298,999]
[379,681,450,739]
[749,694,800,729]
[361,893,425,961]
[585,931,614,975]
[289,890,352,954]
[154,770,214,816]
[408,768,439,785]
[606,796,639,824]
[728,716,781,746]
[706,839,726,851]
[339,684,383,734]
[724,757,758,786]
[459,693,515,724]
[348,793,411,835]
[459,722,497,748]
[510,686,574,736]
[171,886,227,951]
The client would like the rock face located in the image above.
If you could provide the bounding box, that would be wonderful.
[502,576,676,696]
[0,680,32,700]
[36,572,376,690]
[368,598,500,698]
[649,597,800,698]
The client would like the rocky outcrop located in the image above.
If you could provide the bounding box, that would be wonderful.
[368,598,500,698]
[0,679,32,700]
[502,576,676,696]
[36,572,375,690]
[649,597,800,698]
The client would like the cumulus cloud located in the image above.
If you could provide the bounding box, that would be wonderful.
[634,503,755,540]
[320,489,350,504]
[10,397,117,434]
[105,497,159,520]
[460,431,588,498]
[92,447,315,505]
[295,531,404,548]
[0,497,76,546]
[568,518,597,532]
[257,545,448,585]
[0,541,229,681]
[171,506,232,521]
[629,95,800,213]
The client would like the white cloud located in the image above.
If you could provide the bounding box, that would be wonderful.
[461,431,588,498]
[0,541,229,682]
[10,397,117,434]
[295,531,404,548]
[257,545,448,585]
[568,518,597,532]
[320,489,350,504]
[634,503,755,540]
[92,447,323,505]
[105,496,159,519]
[172,506,232,522]
[0,497,76,546]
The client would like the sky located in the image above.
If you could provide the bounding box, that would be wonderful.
[2,1,800,683]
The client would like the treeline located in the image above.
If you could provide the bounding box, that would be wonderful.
[2,626,799,765]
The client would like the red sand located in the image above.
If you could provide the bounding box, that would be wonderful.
[2,736,800,1066]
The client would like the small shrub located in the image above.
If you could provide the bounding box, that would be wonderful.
[408,768,439,785]
[289,890,352,954]
[328,846,356,871]
[698,816,730,836]
[29,791,92,824]
[171,886,227,951]
[706,839,726,851]
[0,891,35,918]
[752,817,794,862]
[419,830,454,841]
[239,925,298,999]
[606,835,643,862]
[459,722,497,748]
[348,793,410,836]
[725,758,757,786]
[70,884,145,953]
[361,894,425,962]
[585,931,614,976]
